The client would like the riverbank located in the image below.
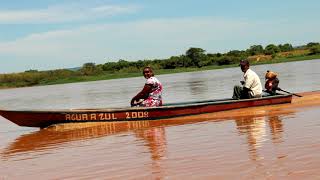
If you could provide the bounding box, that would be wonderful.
[39,55,320,86]
[1,54,320,89]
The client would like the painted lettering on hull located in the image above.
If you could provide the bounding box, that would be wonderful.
[65,113,117,121]
[125,111,149,119]
[65,111,149,121]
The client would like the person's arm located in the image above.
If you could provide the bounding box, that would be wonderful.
[131,84,152,106]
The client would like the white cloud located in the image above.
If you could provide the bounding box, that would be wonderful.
[0,17,248,57]
[0,3,140,24]
[0,16,319,73]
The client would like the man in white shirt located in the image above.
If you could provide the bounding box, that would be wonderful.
[232,60,262,99]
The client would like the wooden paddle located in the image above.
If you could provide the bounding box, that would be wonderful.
[278,88,303,97]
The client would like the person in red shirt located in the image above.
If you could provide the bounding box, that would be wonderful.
[264,70,280,95]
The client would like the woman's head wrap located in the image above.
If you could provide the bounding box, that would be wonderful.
[265,70,277,79]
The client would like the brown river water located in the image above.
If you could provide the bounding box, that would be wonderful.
[0,60,320,179]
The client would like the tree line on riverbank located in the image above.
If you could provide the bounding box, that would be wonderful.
[1,42,320,88]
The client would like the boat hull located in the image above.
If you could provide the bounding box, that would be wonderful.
[0,94,292,128]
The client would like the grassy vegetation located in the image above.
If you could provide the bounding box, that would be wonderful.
[39,55,320,86]
[1,42,320,89]
[252,54,320,65]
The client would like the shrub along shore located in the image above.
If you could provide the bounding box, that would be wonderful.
[1,42,320,89]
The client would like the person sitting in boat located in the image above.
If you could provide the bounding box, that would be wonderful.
[264,70,280,95]
[131,66,163,107]
[232,59,262,99]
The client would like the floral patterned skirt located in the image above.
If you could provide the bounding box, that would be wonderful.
[141,98,162,107]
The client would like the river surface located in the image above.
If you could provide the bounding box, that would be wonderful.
[0,60,320,179]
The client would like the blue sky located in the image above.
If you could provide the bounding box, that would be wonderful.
[0,0,319,73]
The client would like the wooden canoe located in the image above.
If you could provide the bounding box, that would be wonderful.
[0,94,292,128]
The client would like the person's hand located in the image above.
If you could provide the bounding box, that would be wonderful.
[131,99,143,107]
[130,99,135,107]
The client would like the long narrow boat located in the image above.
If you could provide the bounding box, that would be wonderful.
[0,94,292,128]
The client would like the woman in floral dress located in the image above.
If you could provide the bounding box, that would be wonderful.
[131,66,163,107]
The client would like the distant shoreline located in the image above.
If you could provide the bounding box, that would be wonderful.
[1,55,319,90]
[38,55,320,85]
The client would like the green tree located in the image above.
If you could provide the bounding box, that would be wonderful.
[161,57,177,69]
[309,45,320,55]
[278,43,293,52]
[216,56,235,65]
[102,62,117,72]
[81,62,98,76]
[116,59,130,70]
[178,55,193,67]
[307,42,320,48]
[264,44,280,55]
[246,45,264,55]
[185,47,206,67]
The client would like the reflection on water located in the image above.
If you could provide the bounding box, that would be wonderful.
[1,115,213,158]
[1,99,320,178]
[1,108,292,160]
[2,121,151,157]
[134,127,167,178]
[1,60,320,178]
[269,115,284,143]
[134,127,167,161]
[235,116,268,160]
[234,113,287,161]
